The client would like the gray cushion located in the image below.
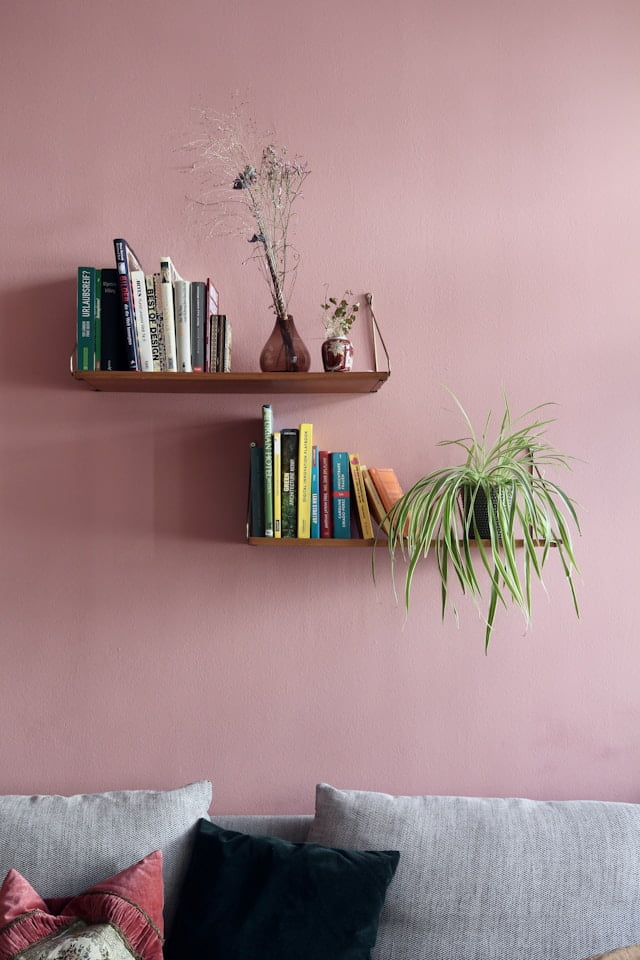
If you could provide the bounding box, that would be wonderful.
[0,780,212,933]
[307,783,640,960]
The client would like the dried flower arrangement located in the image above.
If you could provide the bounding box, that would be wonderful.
[185,108,311,369]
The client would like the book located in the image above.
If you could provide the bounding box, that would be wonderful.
[248,442,265,537]
[146,273,164,372]
[76,266,97,371]
[362,466,390,535]
[330,452,351,538]
[215,315,231,372]
[222,316,232,372]
[159,257,179,372]
[349,454,374,539]
[280,428,299,538]
[310,445,320,538]
[205,279,219,371]
[113,239,141,370]
[297,423,313,538]
[262,404,274,537]
[368,467,405,535]
[273,431,282,538]
[94,270,102,370]
[174,277,192,372]
[100,267,127,371]
[368,466,404,514]
[190,281,206,373]
[319,450,333,538]
[208,315,220,372]
[130,268,154,371]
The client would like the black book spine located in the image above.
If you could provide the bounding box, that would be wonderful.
[280,428,299,538]
[100,268,127,371]
[113,238,140,371]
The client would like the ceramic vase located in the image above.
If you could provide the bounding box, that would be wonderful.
[321,336,354,372]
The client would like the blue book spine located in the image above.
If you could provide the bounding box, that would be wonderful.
[310,445,320,538]
[330,452,351,538]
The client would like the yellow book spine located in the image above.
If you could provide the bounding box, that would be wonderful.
[297,422,313,537]
[349,454,375,539]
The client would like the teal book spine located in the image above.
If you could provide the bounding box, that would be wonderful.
[310,445,320,538]
[262,404,274,537]
[330,452,351,538]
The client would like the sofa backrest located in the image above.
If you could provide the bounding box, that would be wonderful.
[307,784,640,960]
[0,781,212,935]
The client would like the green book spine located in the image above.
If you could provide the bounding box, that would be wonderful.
[76,267,96,371]
[262,404,274,537]
[249,442,265,537]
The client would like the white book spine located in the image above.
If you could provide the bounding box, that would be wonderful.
[174,278,192,373]
[130,269,154,371]
[159,257,178,372]
[150,272,167,371]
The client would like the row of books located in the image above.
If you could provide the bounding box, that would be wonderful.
[248,404,405,539]
[75,238,231,373]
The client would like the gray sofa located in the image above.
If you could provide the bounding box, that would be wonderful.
[2,779,640,960]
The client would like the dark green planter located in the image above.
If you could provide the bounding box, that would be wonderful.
[462,486,511,540]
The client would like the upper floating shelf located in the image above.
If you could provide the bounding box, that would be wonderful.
[71,370,390,395]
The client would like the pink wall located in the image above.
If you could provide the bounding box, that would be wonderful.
[1,0,639,812]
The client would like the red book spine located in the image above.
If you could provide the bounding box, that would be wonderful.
[319,450,333,538]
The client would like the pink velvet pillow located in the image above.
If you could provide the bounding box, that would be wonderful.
[0,850,163,960]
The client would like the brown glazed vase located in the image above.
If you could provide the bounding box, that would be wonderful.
[259,315,311,372]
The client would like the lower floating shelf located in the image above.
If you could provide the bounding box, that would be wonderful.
[247,537,555,548]
[247,537,376,547]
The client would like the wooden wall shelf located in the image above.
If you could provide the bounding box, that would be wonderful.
[71,370,389,395]
[247,537,376,547]
[247,538,555,548]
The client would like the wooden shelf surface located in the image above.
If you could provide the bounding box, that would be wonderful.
[72,370,389,395]
[247,537,376,547]
[247,537,556,548]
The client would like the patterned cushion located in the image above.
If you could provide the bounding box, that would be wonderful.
[0,781,211,932]
[0,851,164,960]
[307,783,640,960]
[16,923,138,960]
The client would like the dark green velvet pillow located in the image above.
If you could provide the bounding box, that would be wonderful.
[165,818,399,960]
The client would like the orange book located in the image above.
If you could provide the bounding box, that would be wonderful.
[367,466,406,537]
[362,467,390,534]
[367,466,404,513]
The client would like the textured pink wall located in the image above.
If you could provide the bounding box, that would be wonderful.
[1,0,639,812]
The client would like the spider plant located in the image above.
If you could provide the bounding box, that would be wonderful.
[381,392,581,650]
